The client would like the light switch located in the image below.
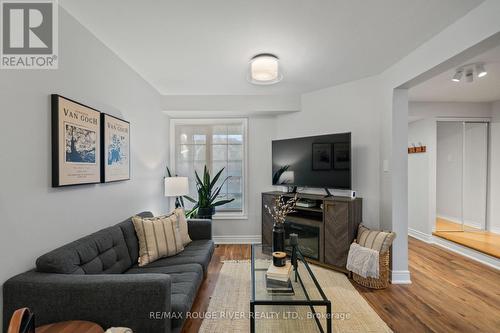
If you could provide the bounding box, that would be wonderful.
[383,160,390,173]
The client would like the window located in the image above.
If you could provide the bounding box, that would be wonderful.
[170,119,247,218]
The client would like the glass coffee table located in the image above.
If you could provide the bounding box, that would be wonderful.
[250,244,332,333]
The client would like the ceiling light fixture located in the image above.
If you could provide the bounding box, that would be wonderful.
[452,69,463,82]
[465,68,474,83]
[248,53,283,85]
[476,63,487,78]
[451,62,487,83]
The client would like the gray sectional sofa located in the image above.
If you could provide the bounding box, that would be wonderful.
[3,211,215,333]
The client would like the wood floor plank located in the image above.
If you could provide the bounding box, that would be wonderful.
[182,239,500,333]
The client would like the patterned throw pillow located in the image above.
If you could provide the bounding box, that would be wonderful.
[132,214,184,266]
[173,208,192,246]
[357,224,396,254]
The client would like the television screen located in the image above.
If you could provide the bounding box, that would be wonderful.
[272,132,351,189]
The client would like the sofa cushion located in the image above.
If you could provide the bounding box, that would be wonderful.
[132,214,184,266]
[174,208,192,246]
[125,263,203,330]
[134,240,214,273]
[115,211,153,263]
[36,225,132,274]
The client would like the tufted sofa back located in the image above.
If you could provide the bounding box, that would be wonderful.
[35,212,153,274]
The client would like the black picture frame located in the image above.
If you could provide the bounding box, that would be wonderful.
[101,113,131,183]
[312,143,332,170]
[51,94,102,187]
[333,142,351,170]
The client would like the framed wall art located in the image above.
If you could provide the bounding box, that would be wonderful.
[51,94,101,187]
[101,113,130,183]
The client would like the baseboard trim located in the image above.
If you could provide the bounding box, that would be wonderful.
[490,226,500,234]
[390,270,412,284]
[213,235,261,244]
[408,228,432,243]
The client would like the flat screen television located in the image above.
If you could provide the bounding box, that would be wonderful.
[272,132,351,189]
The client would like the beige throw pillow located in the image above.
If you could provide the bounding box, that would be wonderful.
[132,214,184,266]
[357,224,396,254]
[174,208,192,246]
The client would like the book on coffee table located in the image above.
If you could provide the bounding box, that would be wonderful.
[266,277,294,295]
[266,261,292,282]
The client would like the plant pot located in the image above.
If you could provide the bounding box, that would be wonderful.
[197,207,215,219]
[272,222,285,252]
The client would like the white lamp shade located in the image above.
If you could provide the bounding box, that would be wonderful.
[164,177,189,197]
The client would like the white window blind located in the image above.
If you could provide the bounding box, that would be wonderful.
[171,119,247,216]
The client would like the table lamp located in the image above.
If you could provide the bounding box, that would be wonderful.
[164,177,189,208]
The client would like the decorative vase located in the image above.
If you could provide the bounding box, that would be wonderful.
[272,222,285,252]
[197,207,215,219]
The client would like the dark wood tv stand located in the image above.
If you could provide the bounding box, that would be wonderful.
[262,191,362,273]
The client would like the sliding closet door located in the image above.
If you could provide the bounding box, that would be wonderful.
[463,122,488,230]
[437,122,464,226]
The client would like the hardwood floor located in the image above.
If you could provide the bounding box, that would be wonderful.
[434,218,500,258]
[183,238,500,333]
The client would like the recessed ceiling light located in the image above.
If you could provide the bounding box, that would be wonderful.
[476,63,487,78]
[248,53,283,85]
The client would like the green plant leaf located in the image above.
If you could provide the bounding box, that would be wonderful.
[203,165,210,189]
[185,207,198,218]
[212,198,235,207]
[209,176,230,202]
[166,166,173,177]
[183,195,197,203]
[209,167,225,191]
[194,169,203,187]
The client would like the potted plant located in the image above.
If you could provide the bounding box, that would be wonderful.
[265,194,299,252]
[184,165,235,219]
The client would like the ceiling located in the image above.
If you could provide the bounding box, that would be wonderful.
[409,44,500,102]
[60,0,483,95]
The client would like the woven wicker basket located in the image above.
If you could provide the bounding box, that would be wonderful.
[352,250,390,289]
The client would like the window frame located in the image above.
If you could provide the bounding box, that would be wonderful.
[169,118,248,220]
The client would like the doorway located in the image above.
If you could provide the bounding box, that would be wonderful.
[435,120,489,232]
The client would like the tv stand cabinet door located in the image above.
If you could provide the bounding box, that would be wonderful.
[324,201,349,269]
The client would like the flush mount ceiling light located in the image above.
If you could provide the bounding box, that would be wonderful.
[248,53,283,85]
[451,62,487,83]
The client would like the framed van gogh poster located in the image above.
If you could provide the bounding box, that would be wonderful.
[101,114,130,183]
[51,94,101,187]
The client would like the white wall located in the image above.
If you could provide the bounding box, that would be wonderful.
[275,76,381,229]
[408,119,436,238]
[489,101,500,233]
[409,101,492,122]
[0,8,168,326]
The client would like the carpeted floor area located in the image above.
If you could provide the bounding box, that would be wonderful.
[199,260,392,333]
